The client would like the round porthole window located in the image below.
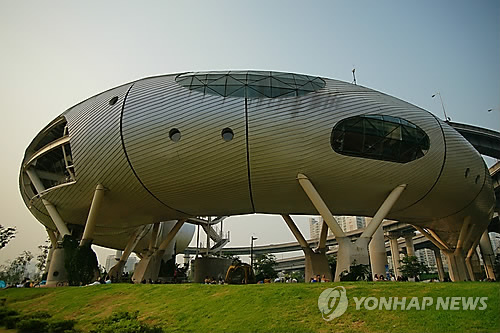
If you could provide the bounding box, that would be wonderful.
[169,128,181,142]
[221,128,234,141]
[109,96,119,106]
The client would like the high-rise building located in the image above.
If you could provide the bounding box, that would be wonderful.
[309,215,367,239]
[309,217,322,240]
[415,248,448,272]
[489,232,500,255]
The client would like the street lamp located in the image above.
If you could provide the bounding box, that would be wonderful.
[250,236,258,268]
[432,92,450,121]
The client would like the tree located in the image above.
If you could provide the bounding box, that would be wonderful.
[493,254,500,281]
[36,238,51,278]
[328,256,337,278]
[399,255,429,279]
[339,260,370,281]
[62,235,98,286]
[0,251,33,284]
[254,253,277,281]
[0,225,16,250]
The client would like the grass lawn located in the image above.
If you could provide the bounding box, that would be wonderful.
[1,282,499,333]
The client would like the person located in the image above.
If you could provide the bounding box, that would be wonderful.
[321,274,329,282]
[86,279,101,286]
[374,274,379,281]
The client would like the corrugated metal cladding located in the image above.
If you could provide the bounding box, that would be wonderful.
[31,82,184,230]
[20,70,495,249]
[122,75,252,216]
[404,119,494,243]
[247,79,445,219]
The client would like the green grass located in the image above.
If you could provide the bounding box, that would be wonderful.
[1,282,499,333]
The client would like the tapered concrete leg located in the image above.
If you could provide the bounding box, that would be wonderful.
[403,232,415,257]
[468,250,482,281]
[109,225,149,280]
[388,233,401,277]
[304,248,332,282]
[296,173,406,282]
[479,230,496,280]
[46,247,67,287]
[432,247,445,281]
[445,251,470,281]
[131,252,163,283]
[281,215,332,282]
[368,218,387,279]
[132,220,185,283]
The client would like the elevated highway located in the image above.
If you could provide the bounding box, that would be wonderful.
[449,121,500,159]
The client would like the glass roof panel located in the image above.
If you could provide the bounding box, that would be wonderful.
[176,71,324,98]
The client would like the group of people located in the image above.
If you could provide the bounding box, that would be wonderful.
[374,273,417,282]
[309,274,330,283]
[204,276,225,284]
[85,276,112,286]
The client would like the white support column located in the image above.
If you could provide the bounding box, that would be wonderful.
[318,220,329,250]
[281,214,309,248]
[42,199,71,237]
[388,233,401,277]
[452,218,472,281]
[108,225,149,279]
[132,219,186,283]
[368,218,387,279]
[80,184,106,246]
[359,184,407,240]
[465,236,481,281]
[479,230,496,280]
[282,214,332,282]
[26,167,71,237]
[158,219,186,252]
[432,247,446,282]
[297,174,346,239]
[297,173,406,282]
[148,222,160,255]
[25,168,46,195]
[46,228,58,247]
[403,232,415,257]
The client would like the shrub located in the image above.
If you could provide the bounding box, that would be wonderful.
[0,307,19,325]
[90,311,163,333]
[17,318,49,333]
[48,319,77,333]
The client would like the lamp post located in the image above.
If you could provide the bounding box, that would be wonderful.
[250,236,258,268]
[432,92,450,121]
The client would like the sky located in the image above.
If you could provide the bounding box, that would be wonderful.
[0,1,498,266]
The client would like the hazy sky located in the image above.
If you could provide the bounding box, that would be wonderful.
[0,1,498,266]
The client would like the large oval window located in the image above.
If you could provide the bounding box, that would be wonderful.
[331,115,430,163]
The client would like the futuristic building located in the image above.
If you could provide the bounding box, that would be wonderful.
[19,70,496,283]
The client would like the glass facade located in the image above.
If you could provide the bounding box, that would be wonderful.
[331,115,430,163]
[175,71,325,98]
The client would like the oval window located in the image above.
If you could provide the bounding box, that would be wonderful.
[331,115,430,163]
[169,128,181,142]
[221,128,234,141]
